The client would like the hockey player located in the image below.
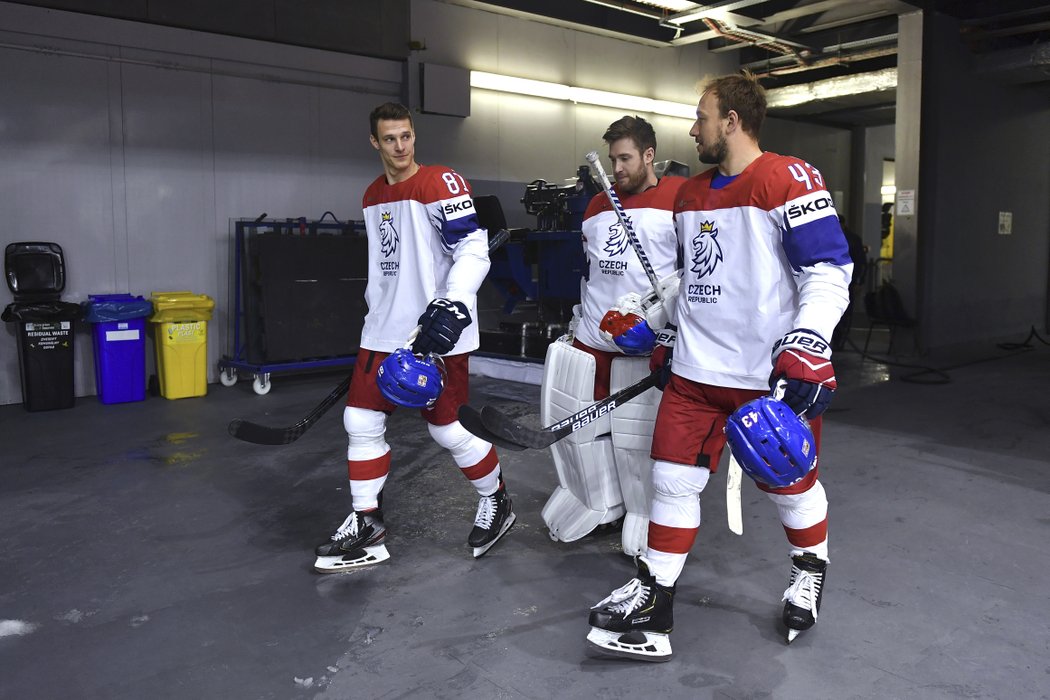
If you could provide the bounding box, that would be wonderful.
[314,102,515,573]
[587,71,852,659]
[541,116,685,556]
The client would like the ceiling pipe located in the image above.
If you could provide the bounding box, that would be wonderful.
[749,46,898,77]
[701,16,812,56]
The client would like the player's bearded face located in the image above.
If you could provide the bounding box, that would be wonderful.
[698,132,728,165]
[691,93,729,165]
[608,138,653,195]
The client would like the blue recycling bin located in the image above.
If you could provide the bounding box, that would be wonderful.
[83,294,153,404]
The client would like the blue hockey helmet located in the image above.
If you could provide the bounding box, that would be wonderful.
[376,349,446,409]
[599,312,657,356]
[613,319,657,356]
[724,396,816,488]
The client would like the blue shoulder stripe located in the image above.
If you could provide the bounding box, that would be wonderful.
[441,212,481,248]
[781,215,851,271]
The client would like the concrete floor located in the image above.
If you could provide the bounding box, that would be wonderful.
[2,330,1049,700]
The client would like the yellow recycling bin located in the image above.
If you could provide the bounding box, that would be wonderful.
[149,291,215,399]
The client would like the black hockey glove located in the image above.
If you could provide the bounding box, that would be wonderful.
[412,298,472,356]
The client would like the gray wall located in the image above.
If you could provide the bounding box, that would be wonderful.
[4,0,412,59]
[0,2,403,405]
[0,0,743,405]
[863,123,895,257]
[918,11,1050,348]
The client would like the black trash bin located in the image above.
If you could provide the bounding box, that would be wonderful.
[3,242,79,412]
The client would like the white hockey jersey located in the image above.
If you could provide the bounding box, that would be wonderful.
[359,164,490,355]
[576,176,686,351]
[673,152,852,389]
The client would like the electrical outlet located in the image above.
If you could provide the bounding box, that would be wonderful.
[998,211,1012,235]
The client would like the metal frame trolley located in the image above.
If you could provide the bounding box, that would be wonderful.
[219,215,367,394]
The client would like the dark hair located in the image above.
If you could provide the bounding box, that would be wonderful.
[369,102,413,138]
[603,115,657,155]
[702,70,766,139]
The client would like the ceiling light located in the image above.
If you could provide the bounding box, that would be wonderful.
[470,71,696,119]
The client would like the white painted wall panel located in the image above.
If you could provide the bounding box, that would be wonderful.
[0,47,117,400]
[0,0,856,406]
[409,0,736,190]
[0,4,402,406]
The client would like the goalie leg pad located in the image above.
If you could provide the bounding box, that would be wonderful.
[540,341,624,541]
[610,357,661,556]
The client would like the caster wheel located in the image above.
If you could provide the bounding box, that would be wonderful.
[252,374,272,395]
[219,368,238,387]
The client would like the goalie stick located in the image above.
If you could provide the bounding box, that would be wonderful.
[229,230,511,446]
[463,370,660,450]
[590,151,744,535]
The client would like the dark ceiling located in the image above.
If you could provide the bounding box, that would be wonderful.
[459,0,1050,127]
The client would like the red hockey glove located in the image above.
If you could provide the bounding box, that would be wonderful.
[769,328,836,419]
[648,325,676,391]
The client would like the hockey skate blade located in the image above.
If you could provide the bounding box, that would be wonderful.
[313,544,390,573]
[586,627,672,662]
[787,628,802,643]
[472,512,517,559]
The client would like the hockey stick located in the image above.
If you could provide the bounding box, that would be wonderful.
[457,404,536,452]
[228,327,417,446]
[585,151,665,301]
[229,231,510,446]
[228,375,351,445]
[470,370,660,450]
[726,453,744,536]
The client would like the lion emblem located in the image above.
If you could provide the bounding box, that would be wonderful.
[604,220,630,257]
[690,221,723,279]
[379,211,399,258]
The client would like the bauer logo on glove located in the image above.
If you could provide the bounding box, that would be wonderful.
[376,349,446,409]
[769,328,836,419]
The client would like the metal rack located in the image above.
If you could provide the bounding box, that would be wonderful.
[219,216,367,394]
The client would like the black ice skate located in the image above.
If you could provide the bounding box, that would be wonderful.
[782,552,827,643]
[587,559,674,662]
[314,509,389,573]
[468,480,516,558]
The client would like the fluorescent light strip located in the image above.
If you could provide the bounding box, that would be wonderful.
[472,68,898,115]
[470,70,696,120]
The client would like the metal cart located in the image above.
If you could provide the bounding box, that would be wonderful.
[219,215,367,394]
